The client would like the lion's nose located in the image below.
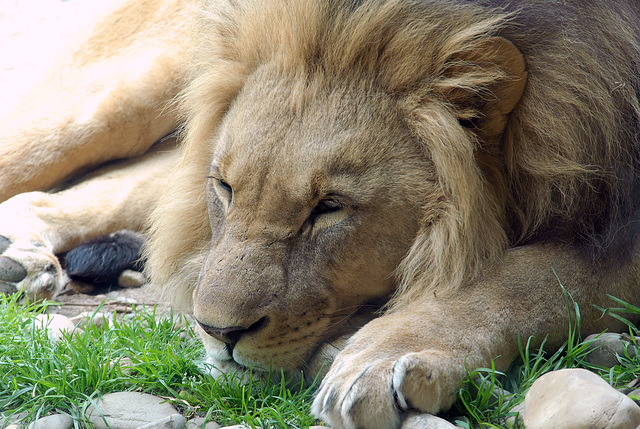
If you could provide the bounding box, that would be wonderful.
[196,316,269,346]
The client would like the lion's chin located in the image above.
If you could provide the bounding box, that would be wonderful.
[199,348,310,387]
[195,307,380,385]
[195,323,306,384]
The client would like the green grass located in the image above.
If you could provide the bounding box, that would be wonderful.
[1,291,639,429]
[451,290,640,429]
[0,295,318,428]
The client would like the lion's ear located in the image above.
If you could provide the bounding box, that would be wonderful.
[440,36,528,138]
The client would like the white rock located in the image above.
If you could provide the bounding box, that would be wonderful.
[85,392,179,429]
[33,314,82,341]
[523,368,640,429]
[186,417,221,429]
[401,413,459,428]
[28,414,73,429]
[136,414,185,429]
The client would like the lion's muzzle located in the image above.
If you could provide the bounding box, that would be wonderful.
[192,230,336,370]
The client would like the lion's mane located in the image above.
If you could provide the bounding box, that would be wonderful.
[146,0,640,310]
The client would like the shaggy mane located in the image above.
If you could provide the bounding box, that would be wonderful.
[146,0,640,310]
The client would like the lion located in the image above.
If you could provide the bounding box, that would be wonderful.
[1,0,640,428]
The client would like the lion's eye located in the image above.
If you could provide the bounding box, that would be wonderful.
[217,179,232,194]
[312,199,342,216]
[209,176,232,203]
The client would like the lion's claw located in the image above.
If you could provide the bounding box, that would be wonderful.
[313,357,402,429]
[312,343,461,429]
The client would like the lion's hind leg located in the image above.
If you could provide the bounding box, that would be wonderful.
[0,140,179,300]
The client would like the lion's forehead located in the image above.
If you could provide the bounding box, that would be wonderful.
[212,68,429,204]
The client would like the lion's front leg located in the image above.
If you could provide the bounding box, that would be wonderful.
[313,309,491,429]
[312,244,640,429]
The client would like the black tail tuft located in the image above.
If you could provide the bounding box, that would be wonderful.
[64,230,146,286]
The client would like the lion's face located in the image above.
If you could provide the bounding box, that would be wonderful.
[192,67,436,371]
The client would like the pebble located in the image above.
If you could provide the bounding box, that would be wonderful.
[584,333,637,367]
[118,269,146,288]
[85,392,180,429]
[27,413,73,429]
[69,311,110,328]
[401,413,459,428]
[523,368,640,429]
[33,314,83,341]
[68,279,95,294]
[186,417,220,429]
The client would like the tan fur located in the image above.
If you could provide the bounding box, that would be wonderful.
[0,0,195,201]
[2,1,640,428]
[146,1,640,427]
[147,0,521,308]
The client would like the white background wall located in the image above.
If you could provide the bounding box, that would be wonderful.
[0,0,119,117]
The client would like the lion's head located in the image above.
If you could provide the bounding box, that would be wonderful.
[192,68,433,371]
[146,0,637,378]
[145,0,527,377]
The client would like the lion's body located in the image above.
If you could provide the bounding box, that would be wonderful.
[1,0,640,428]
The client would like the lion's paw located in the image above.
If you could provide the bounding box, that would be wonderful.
[312,349,458,429]
[0,235,64,300]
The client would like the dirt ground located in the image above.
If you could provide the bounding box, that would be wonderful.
[50,281,172,319]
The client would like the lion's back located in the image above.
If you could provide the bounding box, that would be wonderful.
[494,0,640,261]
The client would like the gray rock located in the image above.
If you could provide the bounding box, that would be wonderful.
[523,368,640,429]
[0,255,27,282]
[584,333,637,368]
[186,417,221,429]
[218,425,248,429]
[136,414,185,429]
[401,413,458,429]
[86,392,179,429]
[1,411,27,428]
[505,402,524,428]
[0,281,18,295]
[628,388,640,400]
[28,414,73,429]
